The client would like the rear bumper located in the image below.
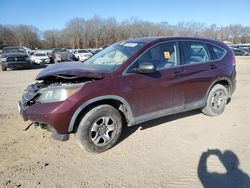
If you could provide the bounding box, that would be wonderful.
[231,79,236,95]
[230,68,237,96]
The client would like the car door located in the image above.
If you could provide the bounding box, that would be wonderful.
[123,41,186,121]
[179,41,219,108]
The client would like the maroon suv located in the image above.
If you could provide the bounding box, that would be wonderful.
[19,37,236,153]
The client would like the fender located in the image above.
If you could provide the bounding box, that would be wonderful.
[68,95,135,132]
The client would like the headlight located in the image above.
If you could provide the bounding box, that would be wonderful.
[36,83,83,103]
[1,57,7,62]
[26,56,30,61]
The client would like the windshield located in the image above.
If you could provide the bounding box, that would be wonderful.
[84,42,145,72]
[53,49,66,53]
[35,53,46,56]
[78,50,89,53]
[3,47,26,54]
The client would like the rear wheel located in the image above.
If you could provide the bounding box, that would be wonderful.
[76,105,123,153]
[202,84,228,116]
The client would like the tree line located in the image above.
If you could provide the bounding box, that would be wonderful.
[1,16,250,49]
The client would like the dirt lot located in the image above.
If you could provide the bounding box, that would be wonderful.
[0,58,250,188]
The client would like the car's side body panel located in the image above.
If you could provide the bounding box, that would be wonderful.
[120,66,185,118]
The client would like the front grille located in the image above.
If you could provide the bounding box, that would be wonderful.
[7,56,26,62]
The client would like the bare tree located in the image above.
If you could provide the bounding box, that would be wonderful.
[1,17,250,50]
[14,25,40,48]
[0,25,16,48]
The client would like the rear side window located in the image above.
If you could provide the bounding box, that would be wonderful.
[208,44,226,60]
[181,41,209,65]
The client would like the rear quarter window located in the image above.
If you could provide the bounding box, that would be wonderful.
[208,44,226,60]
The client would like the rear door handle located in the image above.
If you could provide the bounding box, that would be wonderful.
[210,64,217,69]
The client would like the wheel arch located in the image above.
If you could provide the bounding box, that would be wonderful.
[205,77,233,101]
[68,95,135,133]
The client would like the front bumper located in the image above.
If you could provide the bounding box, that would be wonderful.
[79,57,88,61]
[18,99,75,134]
[35,59,50,64]
[3,61,32,68]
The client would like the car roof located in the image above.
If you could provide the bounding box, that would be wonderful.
[3,46,23,49]
[125,36,224,46]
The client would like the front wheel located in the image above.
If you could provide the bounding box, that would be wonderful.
[202,84,228,116]
[76,105,123,153]
[26,64,32,69]
[1,65,7,71]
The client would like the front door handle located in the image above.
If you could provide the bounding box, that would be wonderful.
[210,64,217,69]
[173,71,183,78]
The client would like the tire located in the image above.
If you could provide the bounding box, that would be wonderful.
[26,64,32,69]
[1,65,7,71]
[202,84,228,116]
[76,105,123,153]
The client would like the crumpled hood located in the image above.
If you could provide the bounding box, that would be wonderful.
[36,61,105,80]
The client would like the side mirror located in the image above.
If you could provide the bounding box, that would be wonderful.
[134,62,156,74]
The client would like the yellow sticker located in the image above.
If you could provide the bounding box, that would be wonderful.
[164,51,170,59]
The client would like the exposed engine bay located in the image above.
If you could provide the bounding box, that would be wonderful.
[21,76,93,109]
[20,76,95,141]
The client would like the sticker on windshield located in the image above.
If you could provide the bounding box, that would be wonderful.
[123,43,138,47]
[164,51,170,59]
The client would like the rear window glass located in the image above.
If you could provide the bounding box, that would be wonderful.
[209,45,226,60]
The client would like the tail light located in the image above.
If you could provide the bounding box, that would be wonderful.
[232,54,236,66]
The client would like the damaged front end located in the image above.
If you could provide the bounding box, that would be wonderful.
[22,81,85,107]
[19,62,105,141]
[19,80,87,141]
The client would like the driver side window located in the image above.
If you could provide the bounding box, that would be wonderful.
[132,42,178,70]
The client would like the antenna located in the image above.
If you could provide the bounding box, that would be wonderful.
[194,32,198,38]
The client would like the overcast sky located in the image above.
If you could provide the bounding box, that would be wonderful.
[0,0,249,31]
